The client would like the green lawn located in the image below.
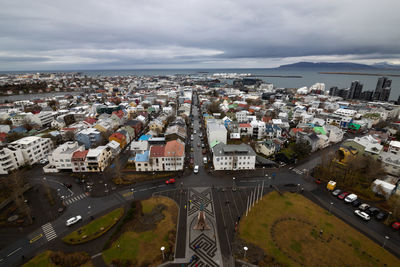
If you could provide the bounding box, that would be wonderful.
[23,251,55,267]
[102,197,178,267]
[62,207,124,244]
[239,191,400,267]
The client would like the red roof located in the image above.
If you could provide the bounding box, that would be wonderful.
[112,110,124,119]
[291,128,304,133]
[150,145,165,157]
[110,132,126,141]
[62,127,77,131]
[0,132,7,142]
[239,123,251,128]
[72,150,88,160]
[84,118,97,125]
[165,140,184,157]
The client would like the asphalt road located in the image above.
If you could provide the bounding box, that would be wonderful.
[2,96,400,266]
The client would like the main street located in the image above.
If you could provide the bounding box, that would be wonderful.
[1,96,400,266]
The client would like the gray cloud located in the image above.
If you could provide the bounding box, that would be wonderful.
[1,0,400,70]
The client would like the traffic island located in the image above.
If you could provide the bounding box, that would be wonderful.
[102,196,178,266]
[62,207,124,245]
[236,191,400,266]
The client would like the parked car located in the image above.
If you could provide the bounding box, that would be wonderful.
[314,178,322,184]
[66,215,82,226]
[63,183,72,189]
[203,157,208,164]
[367,207,380,216]
[354,210,371,221]
[332,189,342,196]
[201,143,205,148]
[194,165,199,174]
[359,203,370,211]
[197,143,200,147]
[375,212,388,221]
[351,199,361,207]
[165,178,176,184]
[202,149,206,155]
[194,130,197,134]
[392,222,400,230]
[338,192,350,200]
[344,193,357,203]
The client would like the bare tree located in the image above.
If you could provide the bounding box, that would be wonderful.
[6,171,33,224]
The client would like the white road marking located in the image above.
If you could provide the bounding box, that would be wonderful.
[7,247,21,257]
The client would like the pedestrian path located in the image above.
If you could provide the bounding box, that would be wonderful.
[41,223,57,241]
[63,193,87,205]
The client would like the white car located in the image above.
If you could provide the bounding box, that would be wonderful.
[203,157,208,164]
[194,130,197,134]
[354,210,370,221]
[194,165,199,174]
[66,215,82,226]
[344,193,357,203]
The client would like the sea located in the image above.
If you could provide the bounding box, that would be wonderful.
[1,68,400,101]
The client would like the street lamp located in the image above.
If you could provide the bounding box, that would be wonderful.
[160,246,165,261]
[243,246,248,259]
[297,184,300,193]
[268,177,272,188]
[329,202,333,213]
[383,236,389,248]
[88,205,91,215]
[232,177,237,192]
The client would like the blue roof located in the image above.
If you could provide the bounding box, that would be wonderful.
[138,134,152,141]
[135,150,149,162]
[10,126,27,133]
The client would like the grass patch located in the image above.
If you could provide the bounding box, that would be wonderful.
[239,191,400,266]
[102,196,178,267]
[62,207,124,245]
[23,251,55,267]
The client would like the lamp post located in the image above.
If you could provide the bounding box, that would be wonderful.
[88,205,91,216]
[243,246,248,259]
[297,184,300,193]
[329,202,333,213]
[383,236,389,248]
[161,246,165,261]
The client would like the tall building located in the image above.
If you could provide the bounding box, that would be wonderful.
[373,77,392,101]
[347,81,363,99]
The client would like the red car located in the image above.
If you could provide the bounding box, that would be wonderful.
[338,192,350,200]
[165,178,176,185]
[314,178,322,184]
[392,222,400,230]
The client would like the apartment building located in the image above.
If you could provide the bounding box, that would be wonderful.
[9,136,53,165]
[71,150,88,172]
[212,143,256,170]
[86,146,112,172]
[0,147,25,174]
[48,141,85,171]
[207,122,227,148]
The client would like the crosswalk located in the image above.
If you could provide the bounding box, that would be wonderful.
[292,168,304,175]
[41,223,57,241]
[63,193,87,205]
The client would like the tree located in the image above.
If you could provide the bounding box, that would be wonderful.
[5,171,33,224]
[208,101,220,114]
[166,115,176,126]
[6,132,24,143]
[292,140,311,159]
[64,131,75,141]
[395,130,400,141]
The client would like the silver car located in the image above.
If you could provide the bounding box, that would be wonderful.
[354,210,370,221]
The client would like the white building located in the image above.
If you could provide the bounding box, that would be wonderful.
[236,111,249,123]
[31,111,54,127]
[47,141,84,171]
[334,108,357,117]
[0,147,25,174]
[9,136,53,165]
[207,122,227,148]
[212,143,256,170]
[388,140,400,155]
[86,146,112,172]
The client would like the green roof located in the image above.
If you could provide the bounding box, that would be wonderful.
[210,140,220,148]
[313,126,326,135]
[348,123,361,130]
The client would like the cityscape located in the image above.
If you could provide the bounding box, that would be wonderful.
[1,1,400,267]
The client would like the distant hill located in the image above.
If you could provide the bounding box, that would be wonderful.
[278,62,378,70]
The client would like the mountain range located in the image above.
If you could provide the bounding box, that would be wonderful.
[278,61,400,70]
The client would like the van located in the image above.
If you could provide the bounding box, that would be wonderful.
[194,165,199,174]
[344,193,357,203]
[203,157,208,164]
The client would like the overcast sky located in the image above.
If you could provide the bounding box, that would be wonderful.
[1,0,400,70]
